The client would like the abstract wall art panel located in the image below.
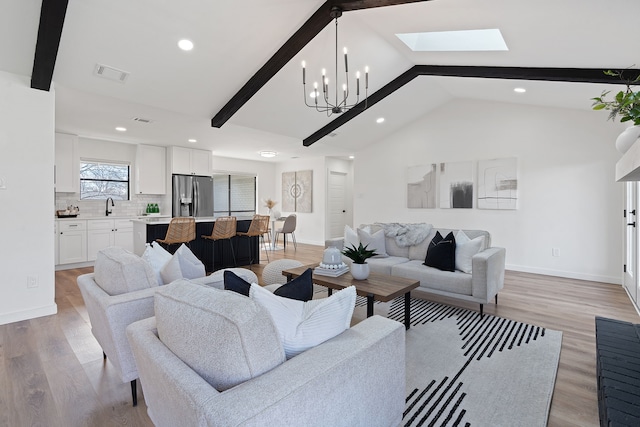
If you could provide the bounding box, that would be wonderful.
[282,171,296,212]
[295,170,313,213]
[407,164,437,208]
[439,161,473,209]
[477,157,518,210]
[282,170,313,213]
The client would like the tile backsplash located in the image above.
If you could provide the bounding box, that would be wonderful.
[55,193,171,218]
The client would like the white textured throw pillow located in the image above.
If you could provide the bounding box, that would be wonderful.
[357,228,388,258]
[160,244,206,284]
[455,230,485,274]
[344,225,360,251]
[250,284,356,359]
[142,242,173,285]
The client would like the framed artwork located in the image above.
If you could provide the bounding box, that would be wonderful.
[407,164,437,208]
[439,161,473,209]
[477,157,518,210]
[282,170,313,213]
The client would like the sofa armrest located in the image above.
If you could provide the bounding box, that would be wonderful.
[77,273,157,382]
[471,247,506,303]
[325,237,345,251]
[127,315,405,427]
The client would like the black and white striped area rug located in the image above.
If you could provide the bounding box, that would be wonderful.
[351,295,562,427]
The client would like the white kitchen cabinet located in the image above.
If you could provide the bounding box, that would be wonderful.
[170,146,211,175]
[55,133,79,193]
[87,219,134,261]
[58,220,87,264]
[136,144,166,194]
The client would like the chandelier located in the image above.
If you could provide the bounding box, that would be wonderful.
[301,6,368,116]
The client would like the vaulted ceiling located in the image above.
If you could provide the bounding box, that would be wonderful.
[2,0,640,161]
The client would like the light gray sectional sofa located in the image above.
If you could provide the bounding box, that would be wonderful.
[327,223,506,316]
[127,280,406,427]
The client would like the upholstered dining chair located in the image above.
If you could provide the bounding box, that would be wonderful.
[236,214,270,264]
[156,217,196,250]
[202,216,237,271]
[274,214,297,250]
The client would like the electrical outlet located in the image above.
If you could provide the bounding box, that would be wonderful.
[552,248,560,257]
[27,276,38,288]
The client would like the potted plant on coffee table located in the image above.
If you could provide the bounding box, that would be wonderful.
[342,243,378,280]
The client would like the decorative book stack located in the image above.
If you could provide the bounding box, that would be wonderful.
[315,246,348,277]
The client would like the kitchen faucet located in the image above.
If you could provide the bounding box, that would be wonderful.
[106,197,115,216]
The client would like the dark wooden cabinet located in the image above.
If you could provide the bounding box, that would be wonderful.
[145,219,258,273]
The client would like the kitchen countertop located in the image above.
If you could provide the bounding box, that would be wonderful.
[55,215,171,221]
[131,216,256,225]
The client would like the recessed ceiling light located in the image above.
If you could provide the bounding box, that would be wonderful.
[178,39,194,51]
[260,151,277,158]
[188,139,197,143]
[376,117,385,124]
[349,155,355,159]
[514,87,526,93]
[396,29,508,52]
[115,127,127,132]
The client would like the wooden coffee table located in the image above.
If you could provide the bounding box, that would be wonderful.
[282,264,419,330]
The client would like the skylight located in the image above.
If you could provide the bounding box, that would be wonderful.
[396,29,508,52]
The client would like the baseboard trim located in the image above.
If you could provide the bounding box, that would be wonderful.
[0,303,58,326]
[506,264,621,285]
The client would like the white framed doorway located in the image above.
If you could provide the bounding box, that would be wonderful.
[327,170,348,239]
[624,181,639,304]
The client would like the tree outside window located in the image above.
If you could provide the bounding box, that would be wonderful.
[80,162,130,200]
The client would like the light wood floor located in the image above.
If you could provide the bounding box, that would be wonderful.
[1,242,638,426]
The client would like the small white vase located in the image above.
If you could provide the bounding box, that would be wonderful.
[616,125,640,154]
[350,263,370,280]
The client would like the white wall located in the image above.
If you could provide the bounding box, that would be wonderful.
[0,71,56,324]
[354,99,624,284]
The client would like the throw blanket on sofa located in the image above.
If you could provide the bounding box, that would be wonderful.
[375,223,433,247]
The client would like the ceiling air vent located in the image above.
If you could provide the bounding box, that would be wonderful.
[131,117,153,124]
[94,64,130,83]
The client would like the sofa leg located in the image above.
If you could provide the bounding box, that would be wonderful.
[131,379,137,407]
[103,351,107,360]
[495,294,498,305]
[479,304,484,318]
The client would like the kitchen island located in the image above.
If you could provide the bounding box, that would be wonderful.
[132,216,259,272]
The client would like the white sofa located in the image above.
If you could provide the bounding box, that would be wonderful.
[77,246,257,405]
[327,223,506,316]
[126,280,406,427]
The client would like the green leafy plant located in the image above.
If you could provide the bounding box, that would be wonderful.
[342,243,378,264]
[592,70,640,126]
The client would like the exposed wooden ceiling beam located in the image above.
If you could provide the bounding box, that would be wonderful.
[31,0,69,91]
[302,65,640,146]
[211,0,432,128]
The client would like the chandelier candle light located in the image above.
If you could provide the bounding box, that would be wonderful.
[301,6,368,116]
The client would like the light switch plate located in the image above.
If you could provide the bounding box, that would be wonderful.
[0,176,6,189]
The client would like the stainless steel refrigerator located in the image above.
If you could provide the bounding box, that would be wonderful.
[172,174,214,217]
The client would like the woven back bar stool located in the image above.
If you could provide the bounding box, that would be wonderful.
[156,217,196,250]
[237,214,270,265]
[202,216,237,271]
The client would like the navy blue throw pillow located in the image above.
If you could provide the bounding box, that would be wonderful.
[423,231,456,272]
[224,270,251,296]
[273,268,314,302]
